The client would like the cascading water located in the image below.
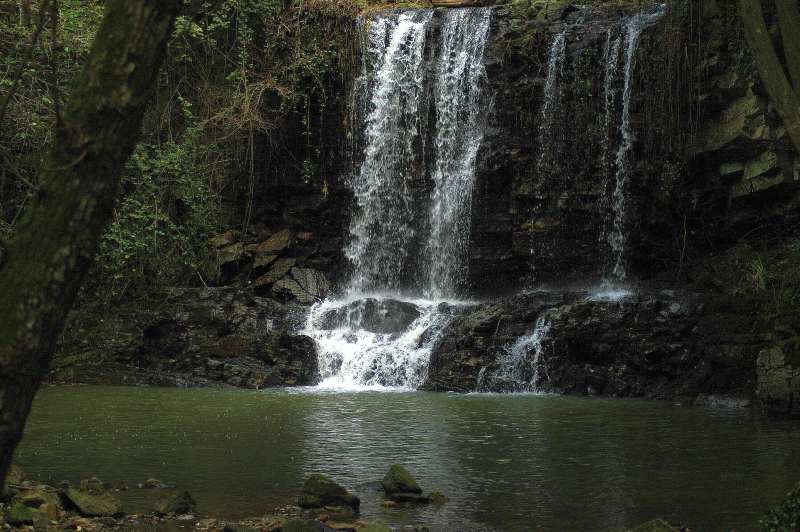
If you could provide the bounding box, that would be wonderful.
[536,31,567,174]
[306,8,492,389]
[426,8,491,299]
[605,6,666,283]
[345,12,433,294]
[476,314,552,393]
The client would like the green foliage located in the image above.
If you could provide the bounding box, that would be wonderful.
[761,482,800,532]
[1,0,103,230]
[93,127,220,298]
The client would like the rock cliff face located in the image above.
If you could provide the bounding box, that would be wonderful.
[468,1,798,289]
[52,288,318,388]
[422,288,756,400]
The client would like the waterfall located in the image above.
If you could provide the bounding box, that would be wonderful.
[536,31,567,174]
[426,8,491,299]
[605,6,666,282]
[346,12,433,294]
[476,315,552,393]
[306,7,492,389]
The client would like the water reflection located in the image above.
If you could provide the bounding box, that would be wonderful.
[16,387,800,531]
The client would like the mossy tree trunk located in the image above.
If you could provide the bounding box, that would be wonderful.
[775,0,800,94]
[738,0,800,154]
[0,0,180,486]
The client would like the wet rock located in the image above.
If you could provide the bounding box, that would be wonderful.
[291,268,330,301]
[254,258,297,290]
[7,464,26,485]
[255,229,293,254]
[154,490,196,515]
[273,277,313,304]
[143,478,166,489]
[381,465,422,495]
[320,299,421,334]
[16,487,61,509]
[61,479,123,517]
[424,289,749,401]
[297,474,359,511]
[757,341,800,418]
[51,287,316,389]
[254,253,278,270]
[429,491,448,505]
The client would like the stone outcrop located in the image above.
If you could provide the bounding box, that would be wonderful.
[51,287,318,388]
[297,474,360,511]
[61,478,123,518]
[424,288,757,400]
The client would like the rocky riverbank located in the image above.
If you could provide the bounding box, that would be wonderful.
[50,279,800,418]
[2,464,700,532]
[0,465,445,532]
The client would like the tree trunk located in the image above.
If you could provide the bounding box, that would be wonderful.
[0,0,179,486]
[775,0,800,95]
[739,0,800,154]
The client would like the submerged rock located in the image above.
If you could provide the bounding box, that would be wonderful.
[320,299,421,334]
[154,490,196,515]
[381,465,422,495]
[297,474,359,511]
[143,478,166,489]
[61,479,123,517]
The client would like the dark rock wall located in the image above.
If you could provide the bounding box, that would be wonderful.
[423,288,757,400]
[470,1,798,291]
[52,288,318,388]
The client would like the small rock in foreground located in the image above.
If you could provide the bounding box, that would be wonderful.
[297,474,360,511]
[154,490,197,515]
[381,464,422,495]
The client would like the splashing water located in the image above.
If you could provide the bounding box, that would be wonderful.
[476,314,552,393]
[426,8,491,299]
[305,295,462,390]
[346,12,433,294]
[309,8,492,390]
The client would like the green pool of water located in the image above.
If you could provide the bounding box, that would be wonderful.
[15,386,800,531]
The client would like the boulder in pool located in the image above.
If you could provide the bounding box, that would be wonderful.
[381,464,422,495]
[61,478,123,517]
[154,490,196,515]
[320,299,421,334]
[297,474,360,511]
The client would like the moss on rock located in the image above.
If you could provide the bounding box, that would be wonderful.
[381,464,422,495]
[297,474,360,510]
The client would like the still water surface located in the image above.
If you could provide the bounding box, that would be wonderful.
[16,386,800,531]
